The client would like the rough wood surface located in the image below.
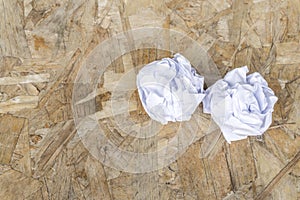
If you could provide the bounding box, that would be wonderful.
[0,0,300,199]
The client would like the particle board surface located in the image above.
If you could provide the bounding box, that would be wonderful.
[0,0,300,199]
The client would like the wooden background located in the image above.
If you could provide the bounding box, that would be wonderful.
[0,0,300,199]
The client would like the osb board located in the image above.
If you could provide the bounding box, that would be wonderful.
[0,0,300,199]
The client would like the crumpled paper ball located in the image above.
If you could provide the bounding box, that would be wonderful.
[136,53,205,124]
[202,66,278,143]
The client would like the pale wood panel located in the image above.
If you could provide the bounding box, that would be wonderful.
[0,0,299,199]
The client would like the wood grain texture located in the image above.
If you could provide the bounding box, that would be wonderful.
[0,0,300,199]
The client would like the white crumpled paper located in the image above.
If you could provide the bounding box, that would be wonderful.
[137,53,205,124]
[202,66,278,143]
